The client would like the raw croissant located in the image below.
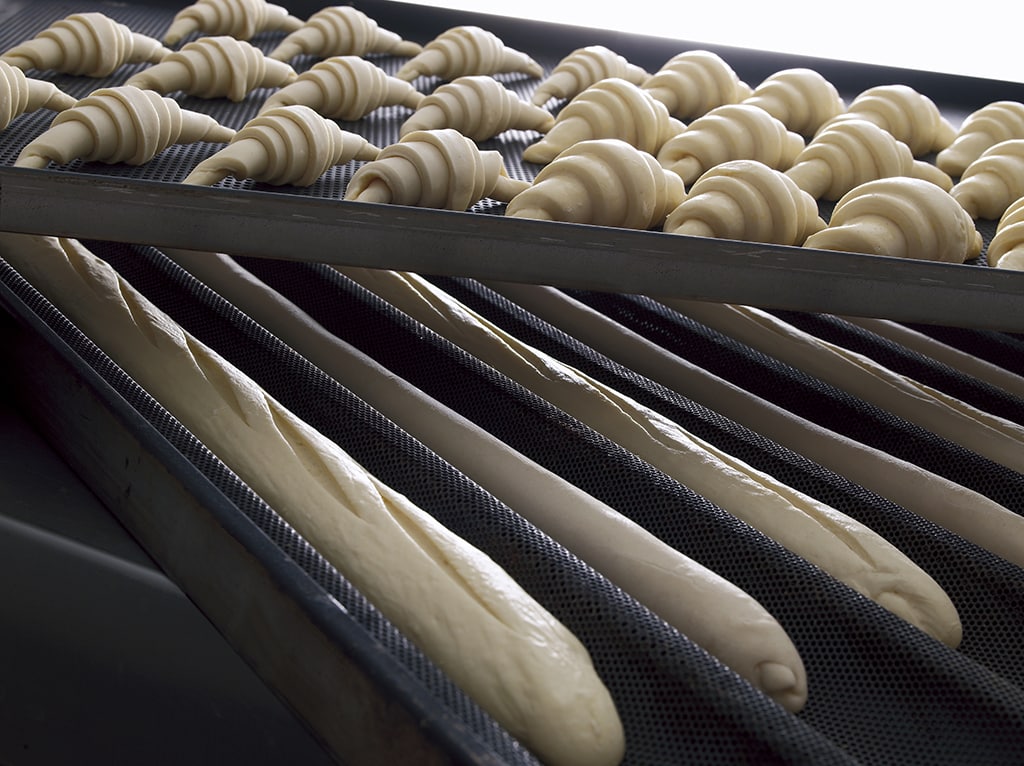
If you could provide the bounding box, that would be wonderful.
[393,25,543,82]
[400,75,554,140]
[816,84,956,157]
[125,36,296,102]
[641,49,752,120]
[803,176,982,262]
[742,67,846,137]
[259,55,423,121]
[0,59,76,131]
[936,100,1024,177]
[14,85,235,169]
[664,159,825,245]
[267,5,422,62]
[949,138,1024,220]
[522,77,684,165]
[163,0,303,46]
[656,103,805,185]
[531,45,648,106]
[0,12,170,77]
[988,196,1024,270]
[181,105,380,186]
[344,128,530,208]
[506,138,686,229]
[784,118,953,201]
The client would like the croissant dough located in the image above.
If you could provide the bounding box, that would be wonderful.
[0,232,625,766]
[664,159,825,246]
[181,105,380,186]
[0,59,75,131]
[164,0,303,46]
[393,25,543,82]
[742,67,846,137]
[531,45,648,106]
[14,85,235,169]
[804,176,982,262]
[641,49,752,120]
[0,11,170,77]
[522,77,684,165]
[656,103,806,185]
[508,138,685,229]
[936,100,1024,177]
[399,75,554,141]
[125,36,297,102]
[987,196,1024,270]
[344,128,530,208]
[267,5,422,62]
[949,138,1024,220]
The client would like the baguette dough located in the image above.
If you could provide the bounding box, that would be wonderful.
[0,232,625,766]
[267,5,422,62]
[162,246,809,712]
[341,267,963,648]
[0,59,76,131]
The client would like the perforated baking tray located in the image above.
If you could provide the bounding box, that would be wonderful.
[2,0,1024,330]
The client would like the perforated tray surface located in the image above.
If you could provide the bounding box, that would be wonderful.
[2,0,1024,329]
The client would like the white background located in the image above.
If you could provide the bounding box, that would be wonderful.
[403,1,1021,84]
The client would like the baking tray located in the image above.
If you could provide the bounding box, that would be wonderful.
[2,0,1024,331]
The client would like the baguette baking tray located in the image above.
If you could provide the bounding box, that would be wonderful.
[2,0,1024,330]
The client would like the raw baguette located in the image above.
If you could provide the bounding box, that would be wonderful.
[163,246,809,712]
[340,267,963,648]
[0,232,625,766]
[484,281,1024,571]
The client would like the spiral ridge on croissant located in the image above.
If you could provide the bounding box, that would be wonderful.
[14,85,235,169]
[267,5,422,62]
[949,138,1024,220]
[784,118,953,201]
[664,159,825,245]
[803,176,982,262]
[742,68,846,137]
[507,138,686,229]
[182,104,379,186]
[936,100,1024,177]
[641,49,752,120]
[988,196,1024,270]
[393,25,543,82]
[522,77,684,165]
[0,12,170,77]
[164,0,303,46]
[656,103,805,185]
[0,59,76,131]
[531,45,648,106]
[817,84,956,157]
[259,55,423,121]
[344,128,530,209]
[126,36,296,102]
[400,75,553,141]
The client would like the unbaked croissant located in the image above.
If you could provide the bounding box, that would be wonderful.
[531,45,648,106]
[393,25,543,82]
[803,176,982,262]
[664,159,825,245]
[125,36,296,102]
[784,118,953,201]
[0,12,170,77]
[344,128,530,208]
[259,55,423,121]
[0,59,76,131]
[936,100,1024,177]
[816,84,956,157]
[267,5,422,62]
[522,77,684,165]
[641,49,752,120]
[949,138,1024,220]
[742,67,846,137]
[14,85,235,168]
[399,75,553,140]
[506,138,686,229]
[987,196,1024,270]
[656,103,805,185]
[163,0,303,46]
[182,104,379,186]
